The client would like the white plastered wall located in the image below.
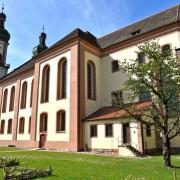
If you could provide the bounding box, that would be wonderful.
[37,50,71,142]
[85,51,102,117]
[84,119,139,150]
[0,82,17,140]
[17,76,34,141]
[100,31,180,149]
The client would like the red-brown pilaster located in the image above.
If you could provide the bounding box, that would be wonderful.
[70,44,79,151]
[30,62,40,141]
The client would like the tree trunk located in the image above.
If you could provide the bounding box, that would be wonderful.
[162,135,171,168]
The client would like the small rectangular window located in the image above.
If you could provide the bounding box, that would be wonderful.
[139,87,151,101]
[105,124,113,137]
[112,60,119,72]
[138,53,145,64]
[162,44,171,56]
[175,48,180,64]
[111,90,123,106]
[146,124,151,137]
[90,125,97,137]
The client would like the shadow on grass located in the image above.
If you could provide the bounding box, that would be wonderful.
[172,165,180,169]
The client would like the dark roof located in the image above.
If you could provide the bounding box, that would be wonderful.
[85,101,152,121]
[0,59,35,81]
[51,28,100,48]
[98,4,180,49]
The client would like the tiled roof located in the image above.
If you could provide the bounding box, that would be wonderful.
[97,4,180,49]
[85,101,152,121]
[51,28,100,48]
[0,59,35,81]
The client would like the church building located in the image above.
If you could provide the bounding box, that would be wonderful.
[0,5,179,156]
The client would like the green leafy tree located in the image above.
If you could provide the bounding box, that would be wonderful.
[120,41,180,168]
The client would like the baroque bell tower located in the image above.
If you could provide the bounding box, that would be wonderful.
[0,5,10,78]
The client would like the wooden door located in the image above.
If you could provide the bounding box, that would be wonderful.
[39,134,46,148]
[123,124,130,144]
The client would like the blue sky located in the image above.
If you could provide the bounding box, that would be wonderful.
[3,0,180,71]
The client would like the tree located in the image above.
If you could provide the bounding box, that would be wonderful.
[120,41,180,168]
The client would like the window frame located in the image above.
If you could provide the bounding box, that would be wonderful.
[7,119,12,134]
[19,117,25,134]
[28,116,31,134]
[57,58,67,100]
[111,60,120,73]
[111,90,123,106]
[39,113,48,133]
[161,44,171,56]
[87,61,96,100]
[90,124,97,138]
[9,86,15,112]
[20,81,27,109]
[0,120,5,134]
[137,53,145,64]
[105,123,113,138]
[2,89,8,113]
[41,65,50,103]
[56,110,66,133]
[30,79,34,108]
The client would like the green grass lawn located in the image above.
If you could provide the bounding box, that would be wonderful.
[0,148,179,180]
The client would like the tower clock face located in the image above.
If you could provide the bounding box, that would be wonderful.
[0,42,4,54]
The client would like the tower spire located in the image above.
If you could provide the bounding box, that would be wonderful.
[42,25,45,33]
[0,4,10,78]
[2,4,4,13]
[32,26,48,56]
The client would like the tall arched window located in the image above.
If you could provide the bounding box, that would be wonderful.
[0,120,5,134]
[56,110,66,132]
[57,58,67,100]
[40,113,48,132]
[87,61,96,100]
[7,119,12,134]
[30,79,34,107]
[20,81,27,109]
[41,65,50,103]
[9,86,15,111]
[29,116,31,134]
[2,89,8,113]
[19,117,25,134]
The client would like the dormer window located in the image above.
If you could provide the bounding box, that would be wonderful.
[112,60,119,72]
[130,29,141,36]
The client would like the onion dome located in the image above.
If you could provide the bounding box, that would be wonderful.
[0,5,10,42]
[32,26,48,56]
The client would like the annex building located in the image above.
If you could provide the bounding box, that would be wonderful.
[0,5,179,156]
